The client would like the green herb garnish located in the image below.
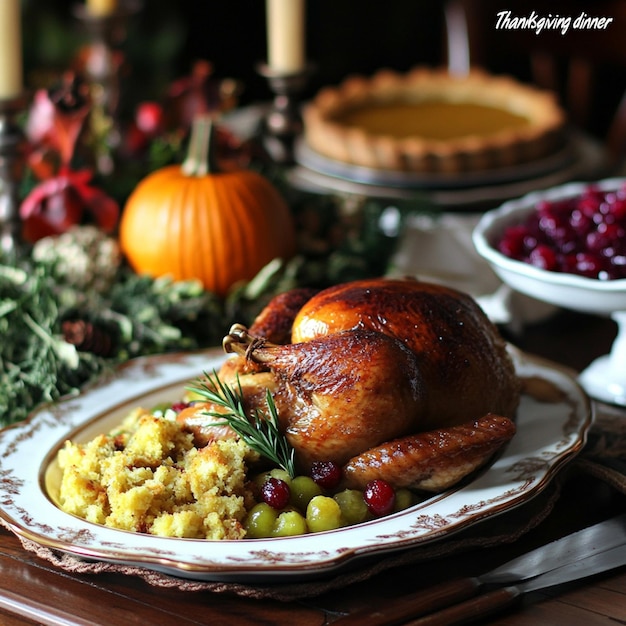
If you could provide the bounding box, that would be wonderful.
[187,371,296,478]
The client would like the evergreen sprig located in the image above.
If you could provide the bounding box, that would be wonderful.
[187,371,296,478]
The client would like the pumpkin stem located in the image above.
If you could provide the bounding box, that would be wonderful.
[181,115,219,177]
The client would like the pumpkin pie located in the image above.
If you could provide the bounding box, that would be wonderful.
[302,67,566,174]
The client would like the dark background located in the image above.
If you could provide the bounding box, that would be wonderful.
[23,1,448,99]
[21,0,626,141]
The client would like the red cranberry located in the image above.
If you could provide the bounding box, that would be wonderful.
[261,477,291,510]
[574,253,605,278]
[569,209,592,235]
[528,245,558,271]
[170,402,191,412]
[497,225,527,259]
[610,198,626,221]
[587,224,624,253]
[495,184,626,281]
[310,461,342,490]
[363,479,396,517]
[560,254,578,274]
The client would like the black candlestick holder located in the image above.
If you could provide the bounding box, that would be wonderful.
[257,63,314,164]
[0,95,27,258]
[73,0,141,174]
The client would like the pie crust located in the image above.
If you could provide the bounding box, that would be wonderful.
[302,67,566,174]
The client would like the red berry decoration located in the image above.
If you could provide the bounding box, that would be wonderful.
[363,479,396,517]
[261,477,291,510]
[135,101,164,136]
[310,460,342,490]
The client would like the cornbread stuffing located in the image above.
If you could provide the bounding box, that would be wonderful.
[57,407,259,540]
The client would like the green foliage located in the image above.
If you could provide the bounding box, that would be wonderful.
[0,264,98,424]
[0,260,222,426]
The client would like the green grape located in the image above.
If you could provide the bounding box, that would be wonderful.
[334,489,369,525]
[244,502,278,539]
[273,510,308,537]
[394,488,415,512]
[149,402,172,414]
[306,495,343,532]
[269,468,292,485]
[289,475,322,510]
[253,468,293,496]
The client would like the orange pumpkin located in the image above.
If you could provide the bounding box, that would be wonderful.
[119,116,296,297]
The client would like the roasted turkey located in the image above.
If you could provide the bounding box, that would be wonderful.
[183,278,520,492]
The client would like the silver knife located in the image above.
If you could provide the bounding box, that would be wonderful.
[409,542,626,625]
[333,513,626,626]
[481,512,626,584]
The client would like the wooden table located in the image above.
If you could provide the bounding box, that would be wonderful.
[1,310,625,626]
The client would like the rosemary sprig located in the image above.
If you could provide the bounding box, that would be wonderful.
[187,371,296,478]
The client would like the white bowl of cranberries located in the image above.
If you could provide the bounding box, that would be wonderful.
[473,178,626,315]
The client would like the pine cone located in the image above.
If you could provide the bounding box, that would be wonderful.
[61,319,116,357]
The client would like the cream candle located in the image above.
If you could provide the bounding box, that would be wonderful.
[86,0,119,17]
[266,0,306,74]
[0,0,22,100]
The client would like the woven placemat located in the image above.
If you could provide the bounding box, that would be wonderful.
[7,409,625,602]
